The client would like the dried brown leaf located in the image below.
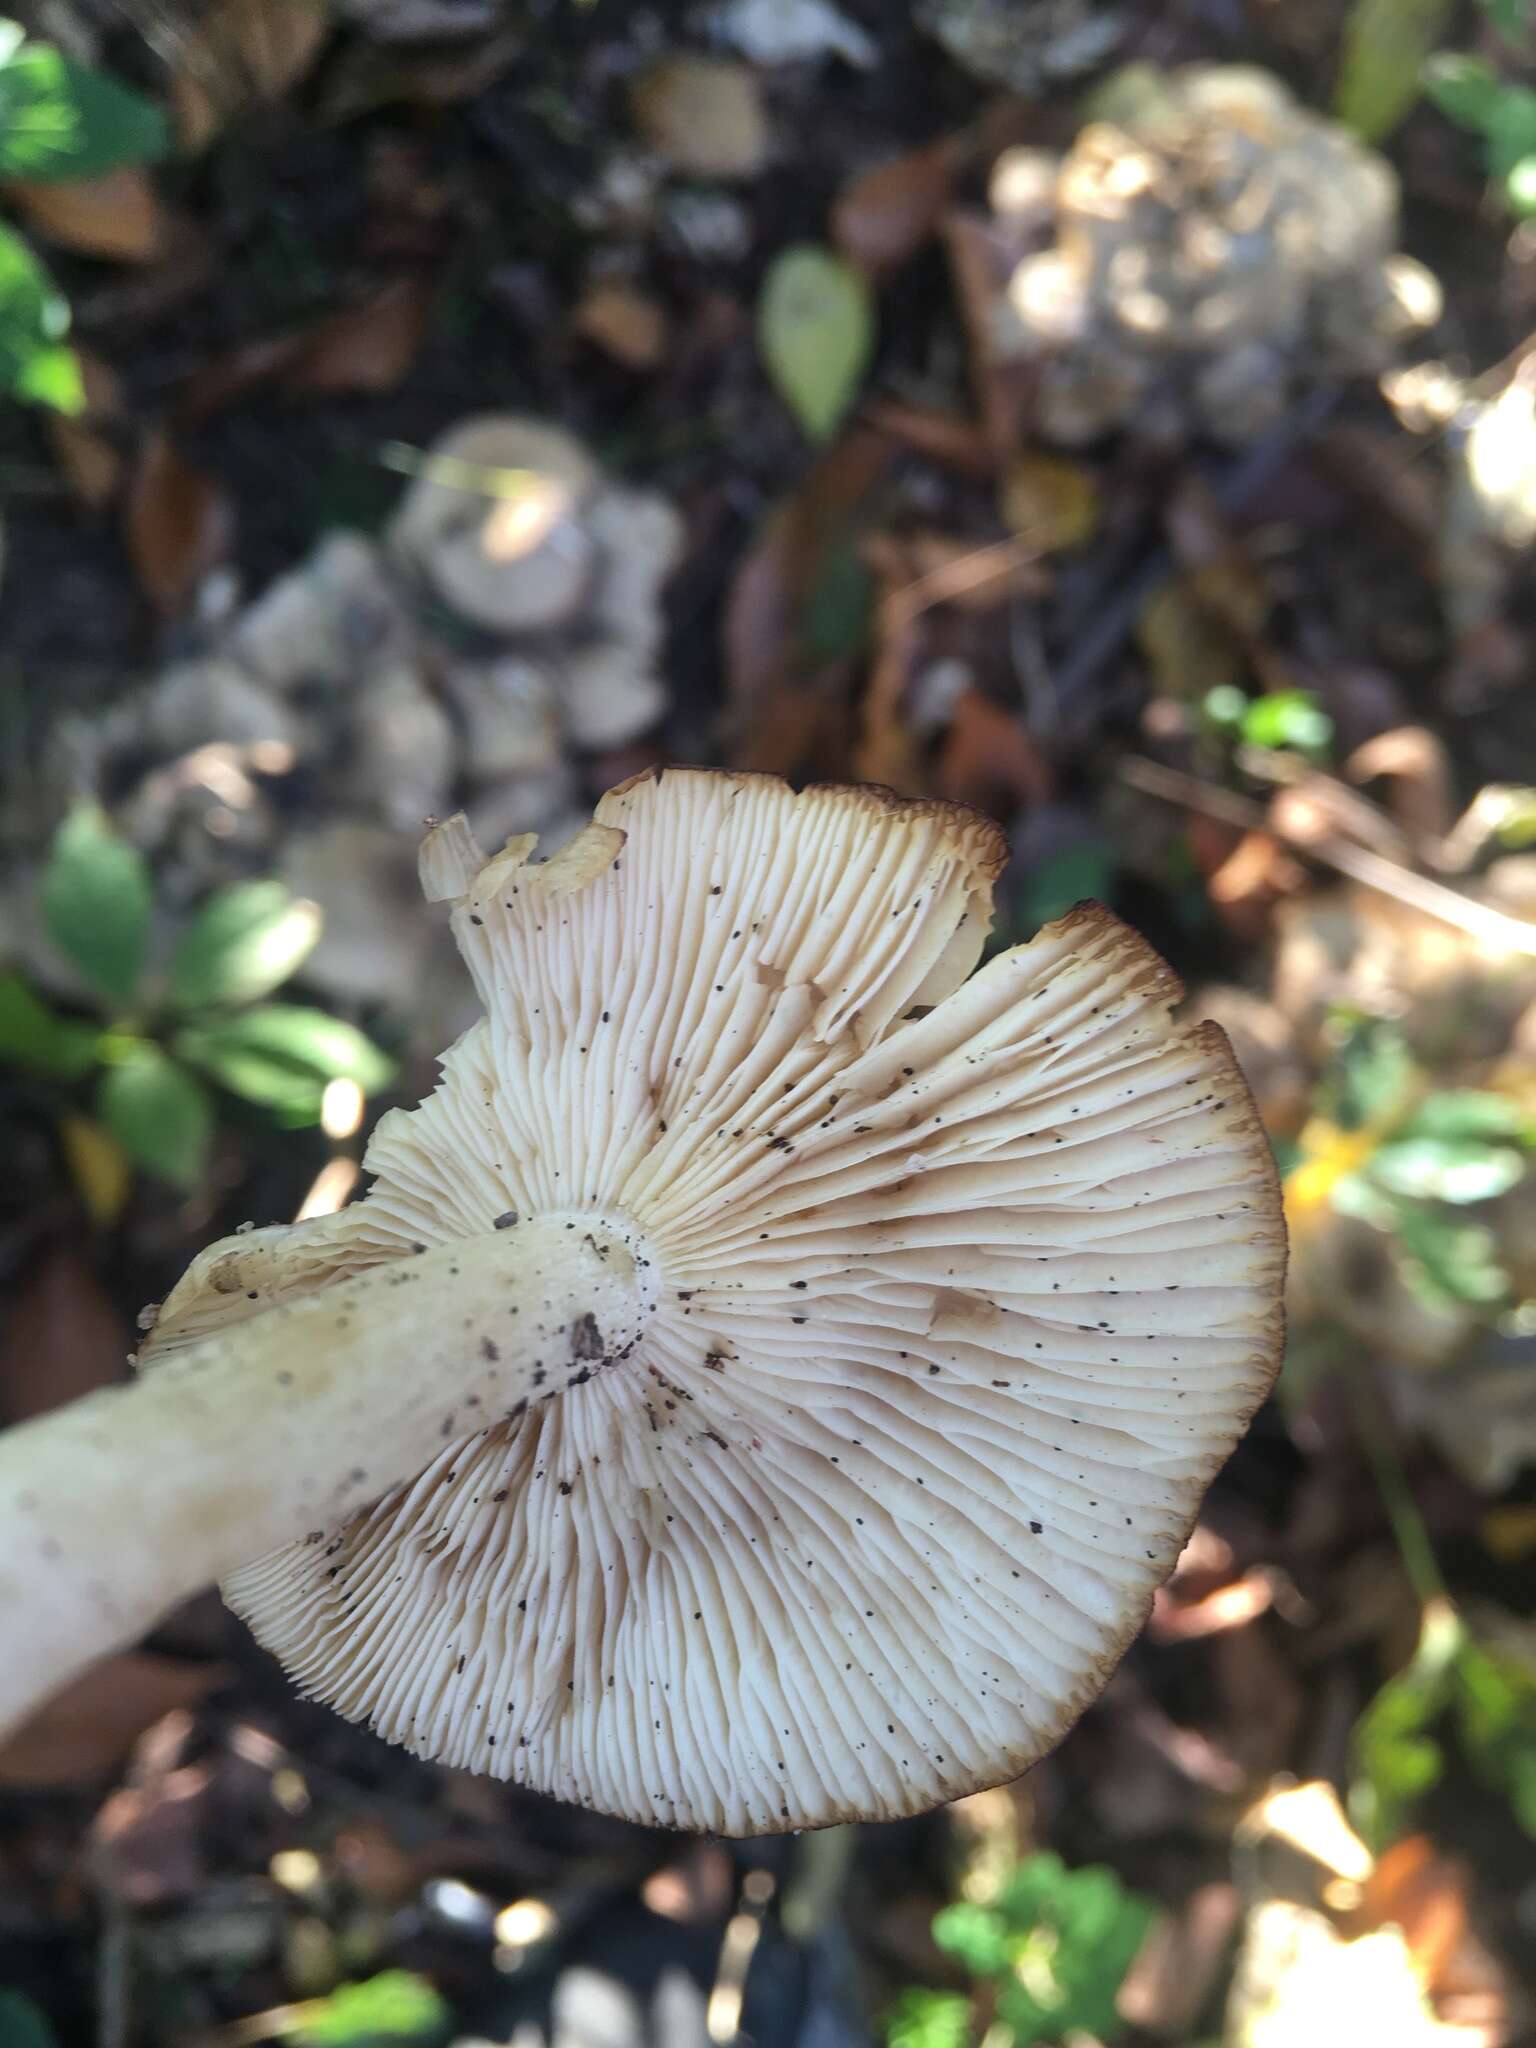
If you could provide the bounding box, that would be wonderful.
[935,685,1050,816]
[1346,726,1455,849]
[173,0,332,149]
[317,26,522,120]
[1204,829,1307,943]
[0,1241,127,1426]
[1151,1569,1276,1642]
[1118,1883,1242,2035]
[1347,1837,1469,1991]
[861,397,994,476]
[124,429,234,616]
[1001,447,1098,553]
[10,167,166,262]
[0,1654,227,1789]
[832,139,955,279]
[629,56,769,180]
[177,329,308,423]
[723,425,891,722]
[943,206,1030,461]
[282,275,434,395]
[570,281,669,371]
[44,347,126,510]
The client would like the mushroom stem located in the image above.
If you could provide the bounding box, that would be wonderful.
[0,1215,647,1742]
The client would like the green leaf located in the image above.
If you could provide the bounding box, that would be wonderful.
[1327,1021,1415,1130]
[97,1048,212,1188]
[1423,52,1507,134]
[1328,1169,1398,1228]
[1402,1089,1536,1146]
[1201,682,1249,733]
[0,1990,61,2048]
[758,245,874,444]
[1240,688,1333,759]
[1451,1636,1536,1836]
[1334,0,1453,141]
[0,970,98,1077]
[1506,152,1536,216]
[41,804,151,1006]
[801,537,873,662]
[177,1004,394,1118]
[992,1853,1151,2043]
[1486,85,1536,177]
[294,1971,449,2047]
[0,34,169,181]
[1391,1199,1508,1306]
[1370,1136,1527,1205]
[933,1899,1010,1978]
[1478,0,1528,41]
[884,1989,971,2048]
[0,222,81,413]
[1351,1600,1465,1848]
[169,882,322,1012]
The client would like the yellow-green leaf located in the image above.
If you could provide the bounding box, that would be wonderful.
[1334,0,1453,142]
[758,245,874,444]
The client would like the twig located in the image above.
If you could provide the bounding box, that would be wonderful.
[1345,1365,1448,1611]
[1118,755,1536,957]
[889,536,1043,625]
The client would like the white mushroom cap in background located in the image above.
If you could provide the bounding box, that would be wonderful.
[388,416,602,634]
[143,770,1284,1835]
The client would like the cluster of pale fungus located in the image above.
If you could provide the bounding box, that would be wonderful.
[0,769,1284,1835]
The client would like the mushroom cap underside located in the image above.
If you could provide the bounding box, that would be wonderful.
[144,769,1285,1835]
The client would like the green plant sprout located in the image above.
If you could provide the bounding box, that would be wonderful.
[1282,1017,1534,1312]
[886,1853,1152,2048]
[0,804,393,1190]
[0,18,169,411]
[1424,0,1536,219]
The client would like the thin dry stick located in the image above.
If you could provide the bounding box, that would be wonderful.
[1119,755,1536,958]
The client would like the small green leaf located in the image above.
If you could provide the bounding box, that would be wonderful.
[169,882,322,1012]
[1240,688,1333,759]
[758,245,874,444]
[177,1004,393,1118]
[0,222,81,414]
[1506,152,1536,216]
[1478,0,1528,42]
[1351,1599,1464,1848]
[1371,1136,1527,1205]
[1400,1090,1535,1146]
[1327,1021,1415,1130]
[1392,1200,1508,1306]
[1201,682,1249,733]
[0,1989,61,2048]
[0,34,169,181]
[884,1989,971,2048]
[40,804,151,1006]
[801,537,873,662]
[294,1970,449,2047]
[1328,1169,1397,1228]
[1335,0,1453,141]
[1423,52,1507,134]
[0,971,98,1077]
[97,1049,212,1188]
[1486,84,1536,177]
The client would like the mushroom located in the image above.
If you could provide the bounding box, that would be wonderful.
[0,770,1284,1832]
